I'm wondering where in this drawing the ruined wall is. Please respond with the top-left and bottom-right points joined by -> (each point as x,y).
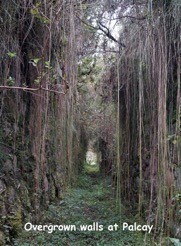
0,1 -> 84,243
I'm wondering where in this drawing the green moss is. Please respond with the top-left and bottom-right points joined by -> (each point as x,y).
19,182 -> 31,212
8,205 -> 22,235
49,179 -> 56,201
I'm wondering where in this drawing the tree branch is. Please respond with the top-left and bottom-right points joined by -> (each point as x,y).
0,86 -> 65,95
98,22 -> 119,43
77,15 -> 99,31
77,16 -> 126,47
98,22 -> 126,47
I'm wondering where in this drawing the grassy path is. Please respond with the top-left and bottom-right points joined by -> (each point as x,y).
14,173 -> 147,246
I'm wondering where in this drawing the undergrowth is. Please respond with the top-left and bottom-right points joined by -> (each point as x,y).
14,173 -> 152,246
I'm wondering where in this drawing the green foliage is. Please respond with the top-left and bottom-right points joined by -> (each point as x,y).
30,6 -> 50,24
29,58 -> 41,67
7,52 -> 17,58
61,37 -> 68,46
172,193 -> 181,202
14,174 -> 147,245
84,163 -> 100,174
167,134 -> 181,145
34,78 -> 40,85
169,238 -> 181,246
8,207 -> 23,235
7,76 -> 15,86
45,61 -> 52,69
78,56 -> 102,86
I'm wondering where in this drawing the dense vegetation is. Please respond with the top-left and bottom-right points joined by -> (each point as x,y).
0,0 -> 180,245
14,171 -> 148,246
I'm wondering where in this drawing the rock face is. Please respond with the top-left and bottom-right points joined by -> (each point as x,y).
0,94 -> 84,242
